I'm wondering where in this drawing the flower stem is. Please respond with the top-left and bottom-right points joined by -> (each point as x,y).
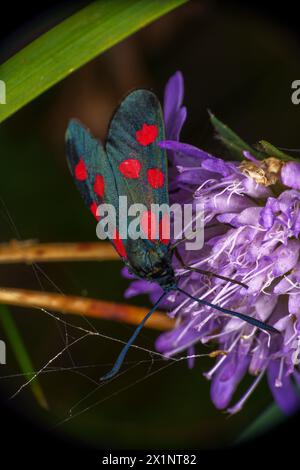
0,240 -> 118,263
0,287 -> 173,331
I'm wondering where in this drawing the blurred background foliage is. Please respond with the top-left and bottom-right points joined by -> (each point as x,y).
0,0 -> 300,449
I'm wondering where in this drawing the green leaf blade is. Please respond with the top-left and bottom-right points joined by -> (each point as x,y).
257,140 -> 298,162
236,402 -> 285,444
0,306 -> 48,409
0,0 -> 187,123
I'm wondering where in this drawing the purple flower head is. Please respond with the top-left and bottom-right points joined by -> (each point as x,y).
123,72 -> 300,415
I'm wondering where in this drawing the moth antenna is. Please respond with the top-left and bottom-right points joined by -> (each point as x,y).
100,291 -> 167,381
176,286 -> 279,334
173,246 -> 248,289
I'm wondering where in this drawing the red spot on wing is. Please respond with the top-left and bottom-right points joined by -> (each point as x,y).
136,124 -> 158,146
147,168 -> 164,189
113,228 -> 127,258
90,201 -> 100,221
94,174 -> 105,198
119,159 -> 141,179
75,159 -> 87,180
159,212 -> 170,245
141,210 -> 158,241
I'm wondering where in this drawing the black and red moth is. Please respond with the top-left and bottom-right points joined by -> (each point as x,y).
66,89 -> 278,380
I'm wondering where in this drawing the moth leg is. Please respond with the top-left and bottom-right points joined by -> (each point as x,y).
173,246 -> 248,289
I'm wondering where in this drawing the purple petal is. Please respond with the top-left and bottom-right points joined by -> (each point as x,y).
230,206 -> 262,227
201,158 -> 237,177
267,360 -> 300,415
242,176 -> 273,198
171,107 -> 187,141
160,141 -> 238,177
249,340 -> 269,374
176,168 -> 207,184
158,140 -> 213,160
121,266 -> 136,280
288,293 -> 300,315
124,280 -> 156,298
243,150 -> 259,163
163,71 -> 186,140
216,213 -> 237,224
274,277 -> 294,295
259,197 -> 279,229
155,323 -> 200,355
272,240 -> 300,277
281,162 -> 300,190
204,192 -> 255,215
164,71 -> 184,122
254,294 -> 277,321
210,349 -> 250,409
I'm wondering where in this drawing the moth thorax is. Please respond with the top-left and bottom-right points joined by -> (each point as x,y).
239,157 -> 283,186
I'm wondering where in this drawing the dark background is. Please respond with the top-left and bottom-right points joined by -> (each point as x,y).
0,0 -> 299,464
